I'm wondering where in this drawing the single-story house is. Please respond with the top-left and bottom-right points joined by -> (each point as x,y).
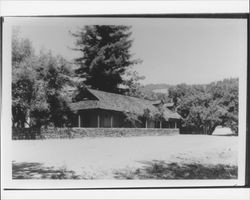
69,88 -> 181,128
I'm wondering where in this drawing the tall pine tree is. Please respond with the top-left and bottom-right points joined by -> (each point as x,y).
72,25 -> 140,93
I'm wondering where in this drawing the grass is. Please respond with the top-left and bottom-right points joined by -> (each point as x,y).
114,160 -> 238,179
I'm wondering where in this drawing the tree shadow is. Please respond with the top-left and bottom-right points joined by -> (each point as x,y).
114,160 -> 238,180
12,161 -> 80,179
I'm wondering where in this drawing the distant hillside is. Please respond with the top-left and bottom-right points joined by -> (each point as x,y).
139,83 -> 172,94
138,83 -> 173,101
152,88 -> 169,94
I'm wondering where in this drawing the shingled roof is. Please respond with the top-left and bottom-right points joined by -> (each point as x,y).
70,89 -> 181,120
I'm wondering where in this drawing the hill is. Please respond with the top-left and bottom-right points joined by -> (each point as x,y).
138,83 -> 172,101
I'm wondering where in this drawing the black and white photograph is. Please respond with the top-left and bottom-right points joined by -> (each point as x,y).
1,14 -> 248,190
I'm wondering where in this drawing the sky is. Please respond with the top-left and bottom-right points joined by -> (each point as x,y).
9,17 -> 247,85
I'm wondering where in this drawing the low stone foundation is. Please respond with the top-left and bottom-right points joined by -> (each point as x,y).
12,127 -> 179,139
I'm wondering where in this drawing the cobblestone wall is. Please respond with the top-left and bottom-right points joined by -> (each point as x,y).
12,127 -> 179,139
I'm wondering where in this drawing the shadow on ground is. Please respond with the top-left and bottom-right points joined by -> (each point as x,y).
114,160 -> 238,179
12,161 -> 80,179
12,160 -> 238,180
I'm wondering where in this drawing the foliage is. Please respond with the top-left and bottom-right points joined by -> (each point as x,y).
141,109 -> 155,127
12,29 -> 37,127
142,108 -> 153,120
123,112 -> 142,128
123,108 -> 160,128
33,52 -> 73,127
12,30 -> 73,128
123,71 -> 145,97
153,104 -> 165,123
72,25 -> 141,94
168,79 -> 238,135
207,79 -> 238,134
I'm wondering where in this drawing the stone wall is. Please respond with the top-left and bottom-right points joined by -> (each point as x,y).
12,127 -> 179,139
12,128 -> 42,140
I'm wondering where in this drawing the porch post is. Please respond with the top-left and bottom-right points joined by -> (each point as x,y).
97,114 -> 100,128
160,120 -> 162,129
110,115 -> 113,128
175,121 -> 177,129
78,114 -> 81,127
145,119 -> 148,128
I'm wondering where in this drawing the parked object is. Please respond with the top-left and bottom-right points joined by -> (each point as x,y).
212,126 -> 234,136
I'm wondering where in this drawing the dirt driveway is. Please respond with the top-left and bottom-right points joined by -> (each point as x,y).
12,135 -> 238,179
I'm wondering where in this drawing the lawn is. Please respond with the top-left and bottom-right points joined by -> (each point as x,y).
12,135 -> 238,179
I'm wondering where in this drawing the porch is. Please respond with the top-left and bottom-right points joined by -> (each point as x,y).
72,109 -> 179,129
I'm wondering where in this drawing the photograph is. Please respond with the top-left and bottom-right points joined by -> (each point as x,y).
2,15 -> 248,188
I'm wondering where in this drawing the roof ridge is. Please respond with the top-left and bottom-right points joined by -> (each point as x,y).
88,88 -> 155,103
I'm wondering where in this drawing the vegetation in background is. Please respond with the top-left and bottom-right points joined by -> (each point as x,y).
12,29 -> 73,128
123,111 -> 142,128
12,29 -> 36,128
168,79 -> 238,135
12,26 -> 239,134
138,83 -> 172,101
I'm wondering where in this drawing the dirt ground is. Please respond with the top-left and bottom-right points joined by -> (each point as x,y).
12,135 -> 238,179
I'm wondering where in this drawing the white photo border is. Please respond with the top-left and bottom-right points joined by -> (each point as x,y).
2,14 -> 248,189
1,1 -> 249,200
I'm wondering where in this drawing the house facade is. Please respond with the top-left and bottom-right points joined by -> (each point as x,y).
69,89 -> 181,128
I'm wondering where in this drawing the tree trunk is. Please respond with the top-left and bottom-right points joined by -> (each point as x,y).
207,125 -> 217,135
